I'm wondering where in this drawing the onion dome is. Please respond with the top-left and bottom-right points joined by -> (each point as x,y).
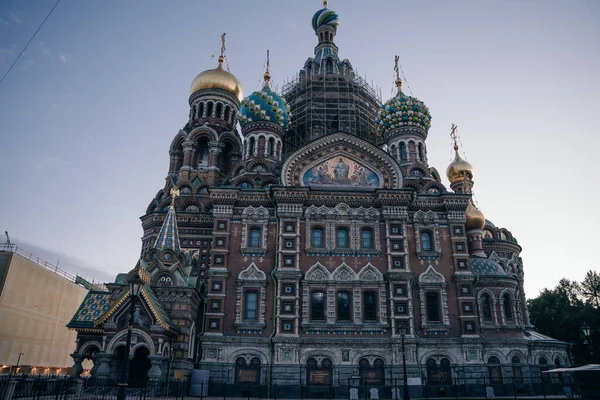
239,70 -> 291,129
312,1 -> 339,33
465,201 -> 485,231
190,55 -> 243,101
376,79 -> 431,137
446,147 -> 474,184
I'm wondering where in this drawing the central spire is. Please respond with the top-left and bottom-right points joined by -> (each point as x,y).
394,55 -> 403,93
263,50 -> 271,87
217,33 -> 227,70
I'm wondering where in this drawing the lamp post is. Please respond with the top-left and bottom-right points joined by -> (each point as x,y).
117,271 -> 145,400
398,324 -> 410,400
581,323 -> 594,361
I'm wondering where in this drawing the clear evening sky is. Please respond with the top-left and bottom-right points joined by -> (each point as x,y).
0,1 -> 598,297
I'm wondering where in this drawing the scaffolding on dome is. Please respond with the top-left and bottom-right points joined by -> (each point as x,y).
281,68 -> 382,155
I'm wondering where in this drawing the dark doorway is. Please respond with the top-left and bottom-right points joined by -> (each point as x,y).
129,347 -> 151,388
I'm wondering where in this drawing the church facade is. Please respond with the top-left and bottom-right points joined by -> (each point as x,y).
68,2 -> 569,391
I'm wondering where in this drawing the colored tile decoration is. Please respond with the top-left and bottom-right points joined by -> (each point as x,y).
239,85 -> 291,129
470,258 -> 506,276
376,92 -> 432,136
312,7 -> 339,32
154,206 -> 180,253
191,177 -> 201,187
236,328 -> 264,335
67,291 -> 112,330
304,328 -> 385,335
423,328 -> 449,336
303,156 -> 381,189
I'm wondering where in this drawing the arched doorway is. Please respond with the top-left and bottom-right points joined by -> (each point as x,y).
359,358 -> 385,386
235,357 -> 261,385
129,346 -> 151,388
82,346 -> 99,377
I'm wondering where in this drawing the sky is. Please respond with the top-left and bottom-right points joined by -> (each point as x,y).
0,0 -> 598,298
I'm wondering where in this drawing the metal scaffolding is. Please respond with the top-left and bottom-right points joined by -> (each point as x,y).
282,68 -> 382,155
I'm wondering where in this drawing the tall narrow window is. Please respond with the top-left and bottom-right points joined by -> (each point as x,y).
311,291 -> 325,321
216,102 -> 223,118
512,356 -> 523,383
326,59 -> 333,74
206,101 -> 214,117
488,356 -> 502,384
503,294 -> 513,321
337,228 -> 349,248
481,294 -> 492,322
426,292 -> 440,322
268,138 -> 274,156
363,291 -> 377,322
361,229 -> 373,249
400,143 -> 407,161
312,228 -> 324,248
198,102 -> 204,118
249,137 -> 255,156
337,291 -> 351,321
418,142 -> 424,161
249,228 -> 261,247
244,291 -> 258,320
421,231 -> 432,251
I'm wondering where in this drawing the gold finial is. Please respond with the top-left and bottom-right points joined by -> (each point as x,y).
218,33 -> 226,70
169,186 -> 180,208
450,123 -> 459,151
263,49 -> 271,87
323,0 -> 328,8
394,55 -> 402,92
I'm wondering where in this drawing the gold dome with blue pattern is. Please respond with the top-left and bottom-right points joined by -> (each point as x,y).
239,70 -> 291,129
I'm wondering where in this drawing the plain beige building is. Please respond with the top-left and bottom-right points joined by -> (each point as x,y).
0,248 -> 88,374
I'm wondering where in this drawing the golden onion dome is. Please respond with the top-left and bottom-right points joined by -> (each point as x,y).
446,147 -> 474,184
190,56 -> 243,101
465,201 -> 486,231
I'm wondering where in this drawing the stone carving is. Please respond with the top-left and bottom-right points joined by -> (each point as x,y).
305,263 -> 331,282
419,265 -> 445,284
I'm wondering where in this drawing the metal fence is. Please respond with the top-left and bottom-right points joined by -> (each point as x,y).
0,375 -> 188,400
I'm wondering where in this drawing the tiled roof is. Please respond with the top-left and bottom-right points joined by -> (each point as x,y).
524,330 -> 567,344
154,206 -> 180,252
67,291 -> 111,331
470,257 -> 506,276
140,286 -> 178,332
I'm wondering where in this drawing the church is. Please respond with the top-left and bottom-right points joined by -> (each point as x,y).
67,1 -> 569,394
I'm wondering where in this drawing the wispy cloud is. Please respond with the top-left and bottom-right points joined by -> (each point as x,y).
87,134 -> 95,142
39,41 -> 51,55
0,17 -> 10,27
50,103 -> 60,110
9,11 -> 23,26
58,53 -> 72,63
0,48 -> 14,64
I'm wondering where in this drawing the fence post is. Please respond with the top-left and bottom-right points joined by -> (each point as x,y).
4,379 -> 18,400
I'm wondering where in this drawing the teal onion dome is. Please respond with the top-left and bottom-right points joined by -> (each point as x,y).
239,83 -> 291,129
312,7 -> 339,33
376,89 -> 432,136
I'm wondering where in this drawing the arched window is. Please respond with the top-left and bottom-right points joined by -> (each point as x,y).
363,291 -> 377,322
249,137 -> 255,156
426,292 -> 440,322
216,102 -> 223,118
337,228 -> 349,248
359,358 -> 385,386
418,142 -> 425,161
361,229 -> 373,249
421,231 -> 432,251
249,228 -> 261,247
268,138 -> 274,156
320,32 -> 324,42
224,105 -> 231,121
512,356 -> 523,383
337,291 -> 351,321
488,356 -> 502,384
307,358 -> 332,385
311,291 -> 325,321
400,142 -> 407,161
244,291 -> 258,320
326,59 -> 333,74
312,228 -> 324,248
198,102 -> 204,118
235,357 -> 261,384
503,294 -> 513,321
206,101 -> 213,117
426,358 -> 452,385
481,294 -> 493,322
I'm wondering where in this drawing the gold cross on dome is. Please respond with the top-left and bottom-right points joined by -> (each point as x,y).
450,123 -> 459,151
